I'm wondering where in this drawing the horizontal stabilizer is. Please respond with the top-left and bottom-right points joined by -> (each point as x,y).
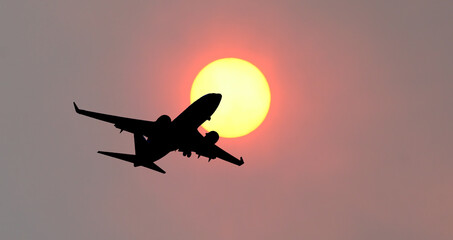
98,151 -> 166,174
98,151 -> 135,163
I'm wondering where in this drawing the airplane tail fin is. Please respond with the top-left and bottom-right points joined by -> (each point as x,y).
98,151 -> 166,174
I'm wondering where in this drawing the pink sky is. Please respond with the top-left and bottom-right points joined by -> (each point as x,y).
1,1 -> 452,239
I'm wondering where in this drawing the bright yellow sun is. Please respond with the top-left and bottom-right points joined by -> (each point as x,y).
191,58 -> 271,138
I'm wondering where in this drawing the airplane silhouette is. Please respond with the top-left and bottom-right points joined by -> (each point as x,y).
74,93 -> 244,174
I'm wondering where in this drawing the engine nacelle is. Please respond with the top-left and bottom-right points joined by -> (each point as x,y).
205,131 -> 219,145
156,115 -> 171,127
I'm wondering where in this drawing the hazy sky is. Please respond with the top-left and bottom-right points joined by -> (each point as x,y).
1,1 -> 452,239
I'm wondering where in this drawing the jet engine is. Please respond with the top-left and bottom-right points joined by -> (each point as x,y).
205,131 -> 219,144
156,115 -> 171,127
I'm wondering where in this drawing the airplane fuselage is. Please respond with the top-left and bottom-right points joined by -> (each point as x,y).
132,94 -> 222,161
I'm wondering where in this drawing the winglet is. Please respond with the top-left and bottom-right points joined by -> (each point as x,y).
238,157 -> 244,166
73,102 -> 80,113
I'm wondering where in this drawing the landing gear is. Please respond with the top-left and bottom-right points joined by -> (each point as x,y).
182,151 -> 192,158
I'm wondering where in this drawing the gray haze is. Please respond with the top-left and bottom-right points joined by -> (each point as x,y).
1,1 -> 452,239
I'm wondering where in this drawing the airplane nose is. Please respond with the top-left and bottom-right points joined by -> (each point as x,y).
215,93 -> 222,103
208,93 -> 222,114
202,93 -> 222,110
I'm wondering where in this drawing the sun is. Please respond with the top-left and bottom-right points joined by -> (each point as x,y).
190,58 -> 271,138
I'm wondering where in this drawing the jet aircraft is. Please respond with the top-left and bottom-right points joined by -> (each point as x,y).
74,93 -> 244,174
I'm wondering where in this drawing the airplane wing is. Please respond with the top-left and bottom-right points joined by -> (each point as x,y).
210,145 -> 244,166
194,143 -> 244,166
73,102 -> 155,134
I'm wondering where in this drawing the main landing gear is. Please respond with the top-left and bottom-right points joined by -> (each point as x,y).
182,150 -> 191,158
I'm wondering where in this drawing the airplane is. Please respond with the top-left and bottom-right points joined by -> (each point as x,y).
74,93 -> 244,174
